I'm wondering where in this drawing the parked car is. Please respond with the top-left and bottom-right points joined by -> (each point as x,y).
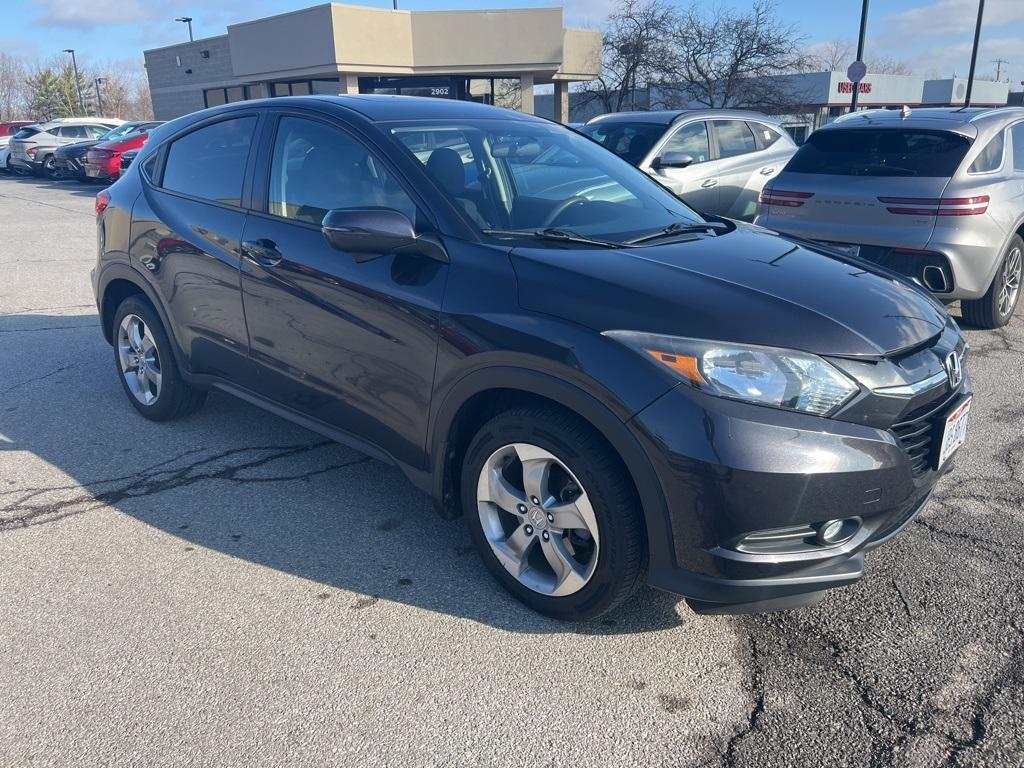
755,107 -> 1024,329
84,126 -> 160,181
118,149 -> 138,177
54,121 -> 161,180
0,121 -> 34,173
8,117 -> 125,178
579,110 -> 797,220
93,96 -> 971,620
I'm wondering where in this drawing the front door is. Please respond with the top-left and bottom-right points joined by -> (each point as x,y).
645,120 -> 721,214
239,113 -> 448,468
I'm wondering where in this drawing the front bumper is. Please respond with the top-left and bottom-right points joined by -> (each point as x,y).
630,381 -> 967,614
54,155 -> 86,177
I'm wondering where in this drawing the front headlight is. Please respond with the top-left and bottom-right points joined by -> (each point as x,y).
604,331 -> 859,416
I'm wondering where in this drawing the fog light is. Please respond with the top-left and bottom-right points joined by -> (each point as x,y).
816,518 -> 858,546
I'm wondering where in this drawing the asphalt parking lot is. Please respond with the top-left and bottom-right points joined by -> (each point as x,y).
0,173 -> 1022,768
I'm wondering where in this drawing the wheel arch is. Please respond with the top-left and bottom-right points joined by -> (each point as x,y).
429,366 -> 675,574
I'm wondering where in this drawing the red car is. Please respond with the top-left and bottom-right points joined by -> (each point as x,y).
84,131 -> 153,180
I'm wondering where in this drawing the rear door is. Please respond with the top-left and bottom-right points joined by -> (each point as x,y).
710,119 -> 766,220
757,128 -> 971,250
238,110 -> 447,468
131,112 -> 260,379
646,120 -> 720,213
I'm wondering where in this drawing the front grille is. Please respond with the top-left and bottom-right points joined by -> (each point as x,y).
891,387 -> 961,476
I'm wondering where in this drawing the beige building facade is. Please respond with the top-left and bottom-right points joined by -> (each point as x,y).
144,3 -> 602,122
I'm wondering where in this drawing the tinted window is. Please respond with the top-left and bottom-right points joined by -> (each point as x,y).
751,123 -> 783,148
269,117 -> 416,226
786,129 -> 970,177
578,122 -> 666,164
714,120 -> 757,158
13,127 -> 40,139
969,132 -> 1004,173
661,122 -> 711,164
58,126 -> 88,138
162,116 -> 256,206
1012,123 -> 1024,171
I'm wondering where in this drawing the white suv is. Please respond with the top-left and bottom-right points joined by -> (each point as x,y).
8,117 -> 125,178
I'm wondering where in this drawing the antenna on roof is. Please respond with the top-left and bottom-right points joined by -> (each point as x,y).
901,105 -> 912,119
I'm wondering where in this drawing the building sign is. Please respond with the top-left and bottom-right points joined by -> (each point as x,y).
838,81 -> 872,94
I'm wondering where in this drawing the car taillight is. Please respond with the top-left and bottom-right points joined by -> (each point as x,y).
878,195 -> 989,216
758,188 -> 814,207
95,190 -> 110,218
26,147 -> 37,158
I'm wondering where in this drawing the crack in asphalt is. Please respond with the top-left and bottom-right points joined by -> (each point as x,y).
0,363 -> 79,396
0,441 -> 372,531
719,634 -> 765,768
0,324 -> 96,334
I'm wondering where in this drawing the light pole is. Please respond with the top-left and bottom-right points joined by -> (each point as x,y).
175,16 -> 194,42
63,48 -> 85,115
850,0 -> 870,112
94,77 -> 105,116
964,0 -> 986,107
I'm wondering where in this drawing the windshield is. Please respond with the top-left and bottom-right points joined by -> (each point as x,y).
786,129 -> 971,178
101,123 -> 147,141
577,121 -> 666,164
387,118 -> 703,245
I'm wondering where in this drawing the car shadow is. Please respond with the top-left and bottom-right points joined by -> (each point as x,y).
0,311 -> 687,636
0,171 -> 106,198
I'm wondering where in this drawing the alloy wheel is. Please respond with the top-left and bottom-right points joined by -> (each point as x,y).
476,442 -> 600,597
998,246 -> 1022,318
117,314 -> 163,405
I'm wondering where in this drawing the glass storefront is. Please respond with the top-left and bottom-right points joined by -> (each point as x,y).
357,76 -> 521,107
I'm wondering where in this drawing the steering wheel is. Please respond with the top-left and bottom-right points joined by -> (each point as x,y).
542,196 -> 587,228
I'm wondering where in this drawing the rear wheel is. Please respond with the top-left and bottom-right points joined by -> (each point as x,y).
461,406 -> 646,621
962,235 -> 1022,329
112,296 -> 206,421
40,154 -> 60,179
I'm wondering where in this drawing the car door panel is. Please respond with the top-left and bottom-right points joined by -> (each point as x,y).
644,121 -> 721,214
240,113 -> 447,468
712,120 -> 763,220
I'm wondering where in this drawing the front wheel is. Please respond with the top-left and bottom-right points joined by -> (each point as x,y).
461,406 -> 646,621
961,234 -> 1022,329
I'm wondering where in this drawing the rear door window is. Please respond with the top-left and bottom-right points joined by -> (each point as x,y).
786,129 -> 971,177
161,116 -> 257,207
713,120 -> 757,158
1012,123 -> 1024,171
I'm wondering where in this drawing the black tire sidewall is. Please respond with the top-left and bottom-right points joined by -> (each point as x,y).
461,409 -> 644,621
111,297 -> 188,421
964,234 -> 1023,329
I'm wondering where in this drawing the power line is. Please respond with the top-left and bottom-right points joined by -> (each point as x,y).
993,58 -> 1009,81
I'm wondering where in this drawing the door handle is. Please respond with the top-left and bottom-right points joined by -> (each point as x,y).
760,167 -> 775,175
700,178 -> 718,189
242,238 -> 283,267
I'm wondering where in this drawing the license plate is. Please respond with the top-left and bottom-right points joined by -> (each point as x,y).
827,242 -> 860,257
937,396 -> 972,469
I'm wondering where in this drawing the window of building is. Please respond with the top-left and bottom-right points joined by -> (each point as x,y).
269,79 -> 339,98
969,131 -> 1005,173
661,122 -> 710,164
161,116 -> 257,207
268,117 -> 417,226
713,120 -> 757,158
203,87 -> 249,108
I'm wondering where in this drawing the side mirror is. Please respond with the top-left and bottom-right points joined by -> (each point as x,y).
321,208 -> 447,263
653,152 -> 695,170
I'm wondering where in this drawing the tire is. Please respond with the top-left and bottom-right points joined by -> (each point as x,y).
111,296 -> 206,421
961,234 -> 1023,329
40,154 -> 59,179
461,406 -> 646,621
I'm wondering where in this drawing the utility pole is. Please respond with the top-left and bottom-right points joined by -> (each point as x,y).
964,0 -> 985,107
94,77 -> 105,116
175,16 -> 194,42
63,49 -> 85,115
850,0 -> 870,111
993,58 -> 1009,81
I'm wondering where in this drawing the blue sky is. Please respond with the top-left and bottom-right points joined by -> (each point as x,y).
6,0 -> 1024,88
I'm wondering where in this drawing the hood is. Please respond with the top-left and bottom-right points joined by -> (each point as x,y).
511,224 -> 949,358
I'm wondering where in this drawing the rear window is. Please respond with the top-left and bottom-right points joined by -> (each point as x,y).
786,129 -> 971,177
13,127 -> 40,139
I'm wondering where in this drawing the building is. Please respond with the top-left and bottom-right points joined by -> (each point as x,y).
144,3 -> 601,123
538,71 -> 1011,139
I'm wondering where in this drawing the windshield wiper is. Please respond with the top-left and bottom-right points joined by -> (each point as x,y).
482,227 -> 625,249
624,221 -> 729,245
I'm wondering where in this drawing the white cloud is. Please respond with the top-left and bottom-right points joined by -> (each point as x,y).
29,0 -> 150,27
879,0 -> 1024,43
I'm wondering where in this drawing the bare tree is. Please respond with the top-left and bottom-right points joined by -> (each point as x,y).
0,52 -> 28,120
807,39 -> 854,72
662,0 -> 813,111
575,0 -> 679,114
866,55 -> 913,76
